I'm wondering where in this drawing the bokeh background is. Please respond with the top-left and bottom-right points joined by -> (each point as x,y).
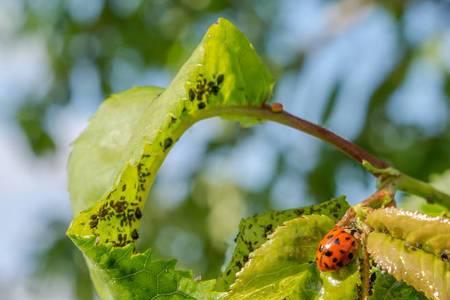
1,0 -> 449,299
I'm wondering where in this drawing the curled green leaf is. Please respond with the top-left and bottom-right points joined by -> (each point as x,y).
366,208 -> 450,258
367,232 -> 449,300
67,18 -> 273,300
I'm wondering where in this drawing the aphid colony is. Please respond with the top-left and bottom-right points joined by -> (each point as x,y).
87,151 -> 153,247
85,73 -> 225,248
188,73 -> 224,110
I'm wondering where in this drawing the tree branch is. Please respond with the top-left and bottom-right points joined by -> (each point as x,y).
200,104 -> 450,208
206,105 -> 389,168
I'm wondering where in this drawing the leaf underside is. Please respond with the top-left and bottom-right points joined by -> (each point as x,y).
366,207 -> 450,258
367,232 -> 449,300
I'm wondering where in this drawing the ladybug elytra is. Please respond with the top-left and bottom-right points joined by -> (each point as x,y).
316,226 -> 358,272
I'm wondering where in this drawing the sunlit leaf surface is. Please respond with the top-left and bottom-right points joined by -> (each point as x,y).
67,18 -> 273,299
217,196 -> 349,291
225,215 -> 360,300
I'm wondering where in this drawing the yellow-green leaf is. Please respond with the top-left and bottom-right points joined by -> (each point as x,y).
367,232 -> 449,300
67,18 -> 273,300
225,215 -> 360,300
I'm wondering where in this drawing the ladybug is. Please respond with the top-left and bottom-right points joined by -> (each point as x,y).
316,226 -> 358,272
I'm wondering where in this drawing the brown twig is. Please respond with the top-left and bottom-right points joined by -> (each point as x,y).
199,105 -> 450,208
205,105 -> 390,169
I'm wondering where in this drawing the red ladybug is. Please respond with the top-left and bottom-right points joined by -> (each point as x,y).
316,226 -> 358,272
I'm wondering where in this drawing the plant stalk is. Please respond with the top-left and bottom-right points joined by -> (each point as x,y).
201,105 -> 450,208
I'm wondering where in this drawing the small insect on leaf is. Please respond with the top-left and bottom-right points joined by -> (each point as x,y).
316,226 -> 358,272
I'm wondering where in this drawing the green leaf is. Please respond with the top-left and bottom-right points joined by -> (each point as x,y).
225,215 -> 360,300
367,232 -> 450,300
67,18 -> 273,299
68,18 -> 273,214
366,208 -> 450,258
369,269 -> 426,300
70,236 -> 221,300
216,196 -> 350,291
319,265 -> 361,300
68,86 -> 164,213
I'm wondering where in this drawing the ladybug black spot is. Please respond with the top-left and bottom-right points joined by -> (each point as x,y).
333,238 -> 340,245
345,237 -> 351,240
337,261 -> 344,268
332,257 -> 338,263
325,251 -> 333,257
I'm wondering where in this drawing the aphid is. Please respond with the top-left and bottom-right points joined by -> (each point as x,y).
163,138 -> 173,150
189,89 -> 196,101
131,229 -> 139,240
316,226 -> 359,272
441,251 -> 449,262
216,74 -> 224,85
135,207 -> 142,219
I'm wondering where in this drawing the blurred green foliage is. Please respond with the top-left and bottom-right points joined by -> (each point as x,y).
19,0 -> 450,299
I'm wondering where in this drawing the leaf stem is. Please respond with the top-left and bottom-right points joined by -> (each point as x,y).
205,105 -> 389,167
201,105 -> 450,208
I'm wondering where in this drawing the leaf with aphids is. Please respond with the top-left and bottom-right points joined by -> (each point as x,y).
216,196 -> 349,291
225,215 -> 360,300
67,18 -> 273,300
